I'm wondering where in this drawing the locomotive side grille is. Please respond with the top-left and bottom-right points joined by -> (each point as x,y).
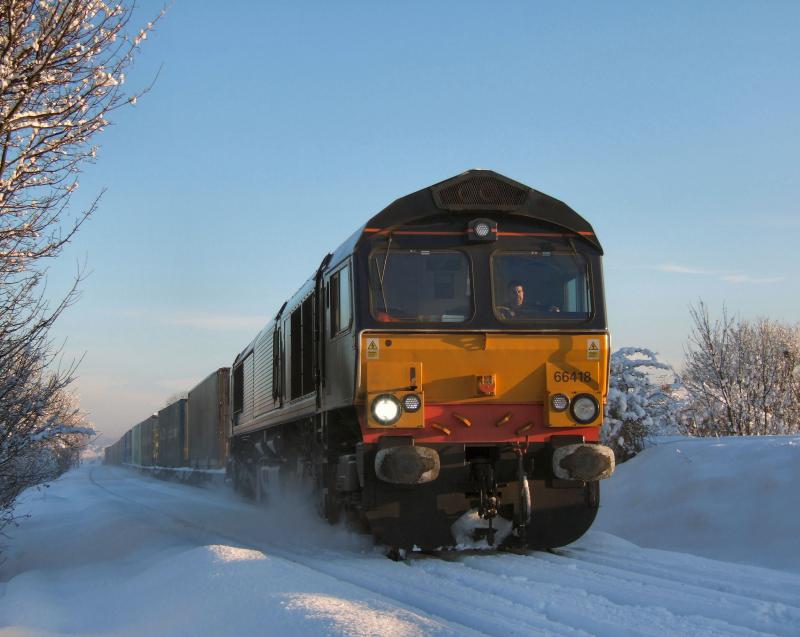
434,175 -> 528,211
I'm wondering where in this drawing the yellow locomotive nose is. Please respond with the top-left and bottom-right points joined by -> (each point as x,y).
359,332 -> 607,444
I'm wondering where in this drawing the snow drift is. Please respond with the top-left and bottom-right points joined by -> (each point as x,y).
594,435 -> 800,573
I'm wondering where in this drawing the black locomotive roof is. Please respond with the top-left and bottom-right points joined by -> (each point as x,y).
364,169 -> 602,252
327,169 -> 602,269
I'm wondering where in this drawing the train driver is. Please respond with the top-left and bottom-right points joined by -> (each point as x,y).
500,280 -> 560,318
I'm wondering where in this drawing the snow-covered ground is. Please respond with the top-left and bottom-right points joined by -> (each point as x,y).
595,435 -> 800,573
1,436 -> 799,636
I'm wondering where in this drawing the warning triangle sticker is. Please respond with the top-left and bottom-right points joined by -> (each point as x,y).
366,338 -> 379,359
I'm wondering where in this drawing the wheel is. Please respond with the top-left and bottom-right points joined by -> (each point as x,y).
232,458 -> 256,499
316,461 -> 342,524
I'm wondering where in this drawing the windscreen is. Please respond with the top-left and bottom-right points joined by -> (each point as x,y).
369,250 -> 472,323
492,251 -> 592,321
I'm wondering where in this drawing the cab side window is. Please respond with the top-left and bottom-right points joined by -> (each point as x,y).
330,264 -> 352,337
233,362 -> 244,416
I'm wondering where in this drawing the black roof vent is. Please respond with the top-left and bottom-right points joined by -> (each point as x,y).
432,171 -> 529,211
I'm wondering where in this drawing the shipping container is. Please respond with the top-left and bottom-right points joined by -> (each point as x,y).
187,368 -> 230,469
121,430 -> 130,465
132,422 -> 142,466
157,399 -> 187,467
106,431 -> 133,466
140,415 -> 158,466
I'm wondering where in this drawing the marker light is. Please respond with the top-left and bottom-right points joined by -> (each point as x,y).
467,218 -> 497,242
551,393 -> 569,412
474,221 -> 491,238
402,394 -> 422,412
371,394 -> 402,425
570,394 -> 600,424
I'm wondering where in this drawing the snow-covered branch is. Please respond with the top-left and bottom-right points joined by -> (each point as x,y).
1,0 -> 161,538
0,0 -> 163,278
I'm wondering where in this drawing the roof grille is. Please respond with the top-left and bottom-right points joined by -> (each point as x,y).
433,174 -> 528,211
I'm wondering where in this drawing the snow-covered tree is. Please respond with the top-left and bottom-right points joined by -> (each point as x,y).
683,303 -> 800,436
1,0 -> 160,535
603,347 -> 681,461
1,385 -> 93,532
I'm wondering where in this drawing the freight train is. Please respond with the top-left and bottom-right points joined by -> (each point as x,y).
105,169 -> 615,551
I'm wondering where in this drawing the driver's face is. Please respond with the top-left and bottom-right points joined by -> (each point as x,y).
512,285 -> 524,307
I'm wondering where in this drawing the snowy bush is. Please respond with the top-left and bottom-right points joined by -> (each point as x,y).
682,303 -> 800,436
603,348 -> 682,461
1,380 -> 94,533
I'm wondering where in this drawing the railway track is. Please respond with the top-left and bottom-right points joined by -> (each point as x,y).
89,465 -> 800,637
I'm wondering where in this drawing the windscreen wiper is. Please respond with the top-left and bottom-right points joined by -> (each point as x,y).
377,232 -> 393,313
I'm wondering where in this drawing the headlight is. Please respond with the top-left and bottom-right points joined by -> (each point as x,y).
550,393 -> 569,412
371,394 -> 402,425
570,394 -> 600,424
402,394 -> 421,413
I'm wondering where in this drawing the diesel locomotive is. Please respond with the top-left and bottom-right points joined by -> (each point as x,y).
228,169 -> 614,550
106,169 -> 615,551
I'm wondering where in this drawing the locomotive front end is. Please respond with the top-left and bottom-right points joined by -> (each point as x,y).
225,169 -> 615,554
351,171 -> 615,550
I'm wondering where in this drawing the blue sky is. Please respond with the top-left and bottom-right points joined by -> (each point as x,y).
47,1 -> 799,439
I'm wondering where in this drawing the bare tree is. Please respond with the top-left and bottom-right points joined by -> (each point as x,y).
683,302 -> 800,436
1,0 -> 160,534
